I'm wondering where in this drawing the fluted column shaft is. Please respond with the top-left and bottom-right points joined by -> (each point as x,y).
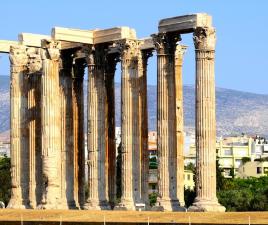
105,53 -> 119,208
189,27 -> 225,212
85,46 -> 110,210
152,33 -> 183,211
59,51 -> 76,209
175,45 -> 186,207
116,40 -> 141,210
27,48 -> 42,208
8,45 -> 30,209
39,41 -> 61,209
73,57 -> 85,208
140,50 -> 152,207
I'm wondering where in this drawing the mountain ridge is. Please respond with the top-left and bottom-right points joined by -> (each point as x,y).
1,75 -> 268,137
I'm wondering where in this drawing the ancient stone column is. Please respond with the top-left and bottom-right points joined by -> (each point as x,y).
59,50 -> 76,209
140,49 -> 153,208
8,45 -> 30,209
39,41 -> 61,209
115,40 -> 141,210
105,53 -> 119,208
72,54 -> 86,208
188,27 -> 225,212
27,47 -> 43,208
84,46 -> 110,210
152,33 -> 184,211
174,45 -> 187,207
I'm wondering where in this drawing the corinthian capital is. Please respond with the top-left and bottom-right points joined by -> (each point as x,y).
115,39 -> 141,67
193,27 -> 216,51
9,45 -> 28,67
27,47 -> 42,73
41,40 -> 60,61
152,33 -> 181,55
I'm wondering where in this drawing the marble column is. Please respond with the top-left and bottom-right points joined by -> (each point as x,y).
27,47 -> 43,208
140,49 -> 152,208
152,33 -> 184,211
38,41 -> 61,209
115,40 -> 141,210
174,45 -> 186,207
72,55 -> 86,208
84,45 -> 110,210
8,45 -> 30,209
59,50 -> 76,209
105,53 -> 119,208
188,27 -> 225,212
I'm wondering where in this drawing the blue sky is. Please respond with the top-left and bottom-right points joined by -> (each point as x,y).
0,1 -> 268,94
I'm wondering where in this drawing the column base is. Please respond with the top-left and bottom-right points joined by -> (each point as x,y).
84,199 -> 111,210
188,200 -> 226,212
7,198 -> 31,209
36,199 -> 61,210
151,198 -> 186,212
60,200 -> 79,210
36,203 -> 59,210
114,199 -> 136,211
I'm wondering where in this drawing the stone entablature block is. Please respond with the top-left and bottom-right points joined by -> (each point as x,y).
159,13 -> 212,33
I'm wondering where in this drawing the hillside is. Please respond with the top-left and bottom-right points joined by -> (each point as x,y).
1,75 -> 268,136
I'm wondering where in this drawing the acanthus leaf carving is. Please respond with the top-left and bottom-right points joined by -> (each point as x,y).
9,45 -> 28,68
26,47 -> 42,74
115,39 -> 142,69
152,33 -> 181,55
193,27 -> 216,50
41,40 -> 61,61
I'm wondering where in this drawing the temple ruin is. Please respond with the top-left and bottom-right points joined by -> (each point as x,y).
0,13 -> 225,212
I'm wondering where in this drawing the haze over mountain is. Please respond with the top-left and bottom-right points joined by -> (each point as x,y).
1,75 -> 268,137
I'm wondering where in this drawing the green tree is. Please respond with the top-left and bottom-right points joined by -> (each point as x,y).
149,192 -> 158,206
241,157 -> 251,165
216,158 -> 225,191
217,177 -> 268,211
184,188 -> 196,207
0,156 -> 11,206
184,162 -> 195,172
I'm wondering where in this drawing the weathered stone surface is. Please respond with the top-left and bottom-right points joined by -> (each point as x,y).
159,13 -> 212,33
140,38 -> 154,50
115,39 -> 141,211
19,33 -> 51,47
26,47 -> 42,208
84,45 -> 110,210
52,27 -> 93,44
0,40 -> 19,53
151,33 -> 184,211
140,49 -> 153,209
38,41 -> 61,209
188,27 -> 225,212
59,50 -> 76,209
105,53 -> 119,208
93,27 -> 136,44
8,45 -> 30,209
72,56 -> 86,209
175,45 -> 187,208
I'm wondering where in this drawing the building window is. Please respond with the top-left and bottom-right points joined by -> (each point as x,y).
152,184 -> 156,190
235,159 -> 242,167
187,174 -> 190,180
224,149 -> 233,156
257,167 -> 262,174
224,169 -> 231,177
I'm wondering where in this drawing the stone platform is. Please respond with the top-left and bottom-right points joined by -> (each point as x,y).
0,210 -> 268,224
